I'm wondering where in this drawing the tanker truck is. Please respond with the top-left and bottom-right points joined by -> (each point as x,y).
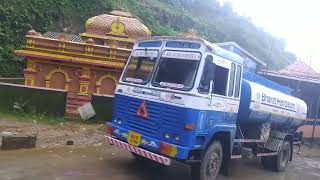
106,36 -> 307,180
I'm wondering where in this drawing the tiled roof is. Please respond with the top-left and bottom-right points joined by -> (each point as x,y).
279,60 -> 320,79
42,32 -> 83,43
259,60 -> 320,84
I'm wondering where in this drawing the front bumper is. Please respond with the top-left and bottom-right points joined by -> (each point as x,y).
106,136 -> 171,165
107,123 -> 191,159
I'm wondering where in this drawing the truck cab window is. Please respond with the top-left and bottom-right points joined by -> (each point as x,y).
234,65 -> 242,98
228,63 -> 236,97
122,50 -> 158,84
199,55 -> 229,96
213,66 -> 229,96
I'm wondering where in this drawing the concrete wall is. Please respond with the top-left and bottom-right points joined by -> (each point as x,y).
298,120 -> 320,139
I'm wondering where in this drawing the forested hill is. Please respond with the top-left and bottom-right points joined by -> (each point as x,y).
0,0 -> 295,77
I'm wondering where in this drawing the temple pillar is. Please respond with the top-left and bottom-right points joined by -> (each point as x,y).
78,67 -> 91,96
24,60 -> 37,86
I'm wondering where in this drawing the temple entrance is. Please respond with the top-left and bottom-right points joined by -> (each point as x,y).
100,78 -> 116,95
49,72 -> 66,90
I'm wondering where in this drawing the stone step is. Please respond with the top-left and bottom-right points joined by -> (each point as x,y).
67,93 -> 91,101
65,93 -> 92,119
66,104 -> 79,110
65,109 -> 81,119
66,99 -> 89,106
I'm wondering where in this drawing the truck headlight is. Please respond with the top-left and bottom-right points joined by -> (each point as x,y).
174,135 -> 181,141
114,118 -> 123,124
164,133 -> 171,139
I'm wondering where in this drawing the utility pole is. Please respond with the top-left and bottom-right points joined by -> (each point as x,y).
265,38 -> 273,74
311,95 -> 320,147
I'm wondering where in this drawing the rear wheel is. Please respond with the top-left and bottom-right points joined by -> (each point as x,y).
192,141 -> 223,180
261,141 -> 291,172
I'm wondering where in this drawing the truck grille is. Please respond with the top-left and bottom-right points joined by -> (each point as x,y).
114,95 -> 184,139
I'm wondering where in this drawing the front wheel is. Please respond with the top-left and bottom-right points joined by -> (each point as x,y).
192,141 -> 223,180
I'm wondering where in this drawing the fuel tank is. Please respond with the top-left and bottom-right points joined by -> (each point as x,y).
237,80 -> 307,129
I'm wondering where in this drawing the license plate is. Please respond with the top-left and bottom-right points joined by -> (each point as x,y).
128,131 -> 141,147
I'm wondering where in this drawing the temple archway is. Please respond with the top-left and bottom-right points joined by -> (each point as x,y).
96,75 -> 117,95
49,72 -> 66,90
45,68 -> 71,90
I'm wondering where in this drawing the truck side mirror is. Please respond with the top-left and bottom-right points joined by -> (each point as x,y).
199,56 -> 216,94
209,80 -> 215,105
205,62 -> 216,83
209,80 -> 215,95
201,62 -> 216,85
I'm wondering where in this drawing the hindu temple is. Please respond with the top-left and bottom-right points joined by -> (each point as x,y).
15,10 -> 151,118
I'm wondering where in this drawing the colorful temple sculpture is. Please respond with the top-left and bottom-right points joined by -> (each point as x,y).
15,10 -> 151,118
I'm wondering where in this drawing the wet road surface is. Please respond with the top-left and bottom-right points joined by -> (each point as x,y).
0,145 -> 319,180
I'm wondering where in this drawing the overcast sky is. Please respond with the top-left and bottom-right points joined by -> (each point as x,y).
219,0 -> 320,72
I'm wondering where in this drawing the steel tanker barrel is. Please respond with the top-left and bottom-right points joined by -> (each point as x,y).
237,80 -> 307,129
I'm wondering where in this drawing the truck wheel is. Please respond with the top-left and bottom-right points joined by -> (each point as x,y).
197,141 -> 223,180
276,141 -> 291,172
261,141 -> 291,172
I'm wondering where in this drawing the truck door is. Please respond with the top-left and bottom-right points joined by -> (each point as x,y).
198,55 -> 230,126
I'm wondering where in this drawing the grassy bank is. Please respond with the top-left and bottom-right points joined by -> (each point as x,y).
0,111 -> 66,125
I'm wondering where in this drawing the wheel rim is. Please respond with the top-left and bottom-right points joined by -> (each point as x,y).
206,152 -> 220,177
280,146 -> 289,167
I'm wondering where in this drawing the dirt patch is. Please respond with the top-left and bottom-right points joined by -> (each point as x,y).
0,118 -> 106,148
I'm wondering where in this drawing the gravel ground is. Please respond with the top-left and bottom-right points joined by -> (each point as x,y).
0,118 -> 106,148
0,118 -> 319,180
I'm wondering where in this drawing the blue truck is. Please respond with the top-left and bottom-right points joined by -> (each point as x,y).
106,36 -> 307,180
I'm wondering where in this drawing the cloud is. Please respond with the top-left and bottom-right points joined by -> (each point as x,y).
219,0 -> 320,72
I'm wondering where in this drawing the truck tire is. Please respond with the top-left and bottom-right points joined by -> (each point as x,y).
192,141 -> 223,180
261,141 -> 291,172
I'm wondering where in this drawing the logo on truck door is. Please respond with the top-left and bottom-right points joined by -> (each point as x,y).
137,100 -> 149,119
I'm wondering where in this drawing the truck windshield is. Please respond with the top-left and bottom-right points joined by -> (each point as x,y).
122,50 -> 158,84
152,52 -> 200,91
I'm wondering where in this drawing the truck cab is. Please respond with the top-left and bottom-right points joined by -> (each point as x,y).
106,36 -> 307,180
107,36 -> 242,173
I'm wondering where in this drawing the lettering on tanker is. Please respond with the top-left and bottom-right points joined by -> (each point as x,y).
261,93 -> 295,111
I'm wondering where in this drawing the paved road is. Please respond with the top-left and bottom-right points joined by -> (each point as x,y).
0,145 -> 319,180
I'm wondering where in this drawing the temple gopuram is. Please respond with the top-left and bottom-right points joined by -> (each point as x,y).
15,10 -> 151,118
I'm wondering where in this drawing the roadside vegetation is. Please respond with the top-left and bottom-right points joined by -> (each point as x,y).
0,111 -> 66,125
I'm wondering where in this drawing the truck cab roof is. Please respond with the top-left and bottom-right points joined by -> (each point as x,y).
137,36 -> 245,65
